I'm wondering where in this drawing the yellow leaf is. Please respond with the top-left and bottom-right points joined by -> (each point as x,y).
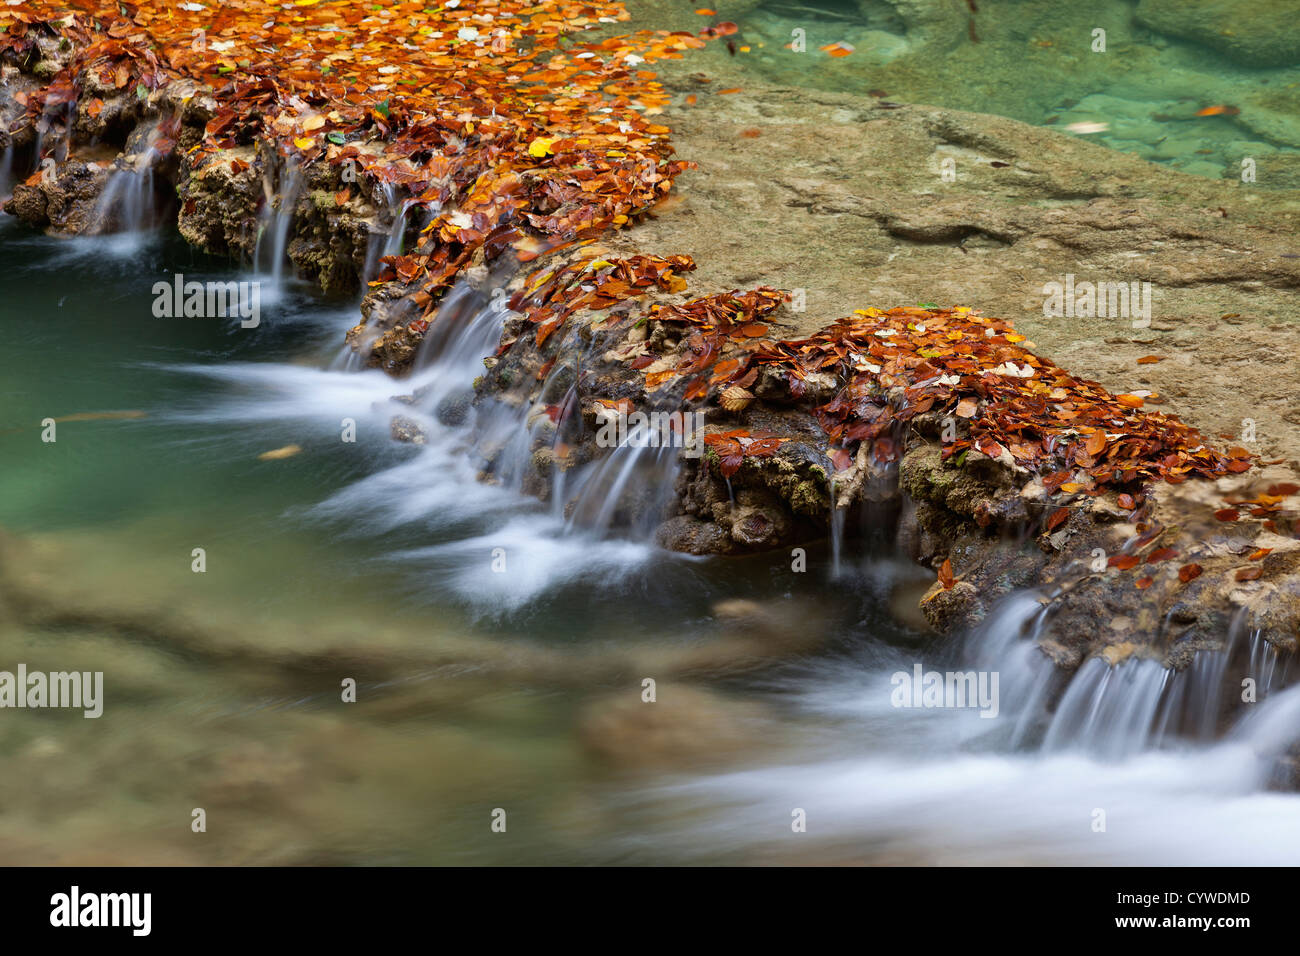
258,444 -> 303,461
528,137 -> 555,158
294,136 -> 316,149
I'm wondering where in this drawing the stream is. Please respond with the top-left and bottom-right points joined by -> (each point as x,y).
2,202 -> 1299,865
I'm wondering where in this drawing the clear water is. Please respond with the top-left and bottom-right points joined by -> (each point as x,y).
629,0 -> 1300,185
2,217 -> 1298,865
5,0 -> 1300,865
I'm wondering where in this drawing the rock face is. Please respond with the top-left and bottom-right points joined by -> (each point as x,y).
1136,0 -> 1300,67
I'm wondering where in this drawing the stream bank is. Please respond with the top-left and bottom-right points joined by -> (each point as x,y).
3,0 -> 1300,844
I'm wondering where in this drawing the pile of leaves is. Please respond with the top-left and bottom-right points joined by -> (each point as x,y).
2,0 -> 707,311
2,4 -> 1253,501
506,252 -> 695,347
617,295 -> 1250,494
777,305 -> 1251,492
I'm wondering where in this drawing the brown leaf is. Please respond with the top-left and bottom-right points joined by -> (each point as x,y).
720,386 -> 753,412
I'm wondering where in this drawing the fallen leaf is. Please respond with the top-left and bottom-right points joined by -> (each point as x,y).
258,444 -> 302,461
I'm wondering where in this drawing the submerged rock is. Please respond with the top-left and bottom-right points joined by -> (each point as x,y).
1136,0 -> 1300,67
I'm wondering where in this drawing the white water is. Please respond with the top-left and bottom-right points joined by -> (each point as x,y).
361,185 -> 431,285
163,270 -> 691,613
125,244 -> 1300,863
618,592 -> 1300,865
254,162 -> 304,297
91,121 -> 166,242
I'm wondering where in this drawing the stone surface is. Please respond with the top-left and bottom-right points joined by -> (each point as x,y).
1136,0 -> 1300,67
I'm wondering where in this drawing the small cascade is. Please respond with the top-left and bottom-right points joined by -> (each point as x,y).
1041,658 -> 1173,758
91,122 -> 165,236
828,478 -> 846,578
361,185 -> 434,286
254,163 -> 304,290
94,164 -> 157,234
1247,629 -> 1291,700
380,197 -> 415,259
967,590 -> 1059,746
560,423 -> 682,539
0,142 -> 15,200
1030,602 -> 1297,758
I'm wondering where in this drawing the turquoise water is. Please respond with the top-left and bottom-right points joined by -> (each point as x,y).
630,0 -> 1300,185
4,219 -> 1300,865
5,0 -> 1300,866
0,221 -> 940,864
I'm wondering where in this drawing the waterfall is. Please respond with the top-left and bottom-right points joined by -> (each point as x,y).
254,162 -> 304,291
90,122 -> 165,237
361,185 -> 434,286
94,165 -> 157,234
828,481 -> 846,579
1041,658 -> 1173,758
0,143 -> 14,200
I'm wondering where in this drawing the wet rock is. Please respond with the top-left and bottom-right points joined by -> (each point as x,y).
577,685 -> 775,769
5,159 -> 108,232
1136,0 -> 1300,67
390,416 -> 427,445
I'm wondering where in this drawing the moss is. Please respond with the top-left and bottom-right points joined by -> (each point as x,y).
789,478 -> 828,516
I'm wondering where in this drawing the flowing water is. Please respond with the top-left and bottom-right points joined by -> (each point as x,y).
2,211 -> 1298,865
5,0 -> 1300,864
